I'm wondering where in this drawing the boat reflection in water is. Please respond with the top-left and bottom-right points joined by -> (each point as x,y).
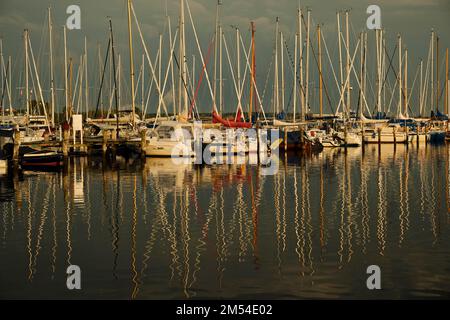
0,144 -> 450,299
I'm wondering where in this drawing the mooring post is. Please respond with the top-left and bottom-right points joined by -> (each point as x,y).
13,128 -> 21,161
102,129 -> 109,155
140,129 -> 147,156
300,126 -> 304,150
62,127 -> 69,157
284,128 -> 288,153
344,126 -> 348,150
377,127 -> 381,146
361,121 -> 365,151
393,126 -> 397,144
405,125 -> 409,148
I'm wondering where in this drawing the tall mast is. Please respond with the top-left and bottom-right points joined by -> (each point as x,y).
179,0 -> 188,115
63,26 -> 68,121
404,48 -> 408,116
84,36 -> 89,119
337,12 -> 344,110
236,27 -> 242,115
249,21 -> 256,121
305,10 -> 311,115
109,18 -> 119,138
382,31 -> 386,113
376,29 -> 382,114
317,24 -> 323,117
0,38 -> 3,115
431,30 -> 434,113
281,31 -> 285,113
69,58 -> 73,119
158,33 -> 162,110
298,8 -> 304,121
445,48 -> 449,116
345,11 -> 350,119
293,33 -> 298,122
398,34 -> 402,117
24,29 -> 30,116
364,32 -> 368,117
167,16 -> 176,116
436,36 -> 440,112
141,54 -> 144,116
419,59 -> 423,116
127,0 -> 136,127
213,0 -> 220,112
274,17 -> 279,118
48,8 -> 55,125
8,56 -> 12,113
359,32 -> 364,119
118,54 -> 121,111
219,25 -> 223,114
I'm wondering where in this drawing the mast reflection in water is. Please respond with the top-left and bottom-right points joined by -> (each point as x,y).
0,144 -> 450,299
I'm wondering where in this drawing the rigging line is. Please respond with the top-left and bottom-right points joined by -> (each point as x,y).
302,16 -> 334,114
406,62 -> 420,115
94,38 -> 111,118
384,47 -> 410,115
189,36 -> 215,118
1,59 -> 10,109
171,50 -> 195,118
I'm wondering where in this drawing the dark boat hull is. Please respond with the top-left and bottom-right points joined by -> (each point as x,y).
20,152 -> 64,169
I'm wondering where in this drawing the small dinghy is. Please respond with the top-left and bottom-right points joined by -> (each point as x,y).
20,147 -> 63,169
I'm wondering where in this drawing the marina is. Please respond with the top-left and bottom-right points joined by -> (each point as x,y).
0,0 -> 450,300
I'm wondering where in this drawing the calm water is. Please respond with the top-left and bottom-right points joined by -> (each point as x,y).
1,144 -> 450,299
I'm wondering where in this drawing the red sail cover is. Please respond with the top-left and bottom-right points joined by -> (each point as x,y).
212,110 -> 252,128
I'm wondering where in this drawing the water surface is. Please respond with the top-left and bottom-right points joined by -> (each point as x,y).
1,144 -> 449,299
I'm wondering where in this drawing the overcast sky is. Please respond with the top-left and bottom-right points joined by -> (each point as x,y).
0,0 -> 449,115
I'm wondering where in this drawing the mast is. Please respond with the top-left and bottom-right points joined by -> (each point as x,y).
109,18 -> 119,138
274,17 -> 279,118
141,54 -> 144,116
293,33 -> 298,122
69,58 -> 73,119
337,12 -> 344,112
305,10 -> 311,115
84,36 -> 89,119
299,8 -> 305,121
431,30 -> 434,114
404,48 -> 408,117
213,0 -> 220,112
398,35 -> 402,117
167,16 -> 176,116
24,29 -> 29,116
345,11 -> 350,119
8,56 -> 12,113
420,59 -> 423,117
376,29 -> 382,114
178,0 -> 188,115
118,54 -> 121,111
158,33 -> 162,111
0,38 -> 3,115
126,0 -> 136,127
249,21 -> 256,122
446,48 -> 449,116
281,31 -> 285,113
49,9 -> 57,123
359,32 -> 364,119
64,26 -> 68,121
317,24 -> 323,117
219,25 -> 223,114
236,27 -> 242,115
436,36 -> 440,112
